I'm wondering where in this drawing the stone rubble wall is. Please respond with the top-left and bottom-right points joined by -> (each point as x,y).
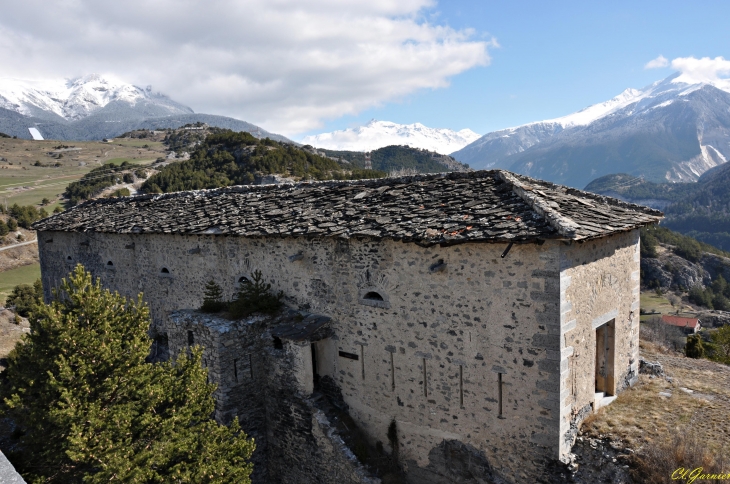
166,311 -> 270,482
36,230 -> 638,483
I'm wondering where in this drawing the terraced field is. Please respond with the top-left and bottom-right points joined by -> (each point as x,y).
0,137 -> 168,296
0,137 -> 165,209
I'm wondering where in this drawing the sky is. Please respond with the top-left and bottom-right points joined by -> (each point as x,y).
1,0 -> 729,139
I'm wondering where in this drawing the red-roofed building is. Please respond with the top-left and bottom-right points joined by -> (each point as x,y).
661,315 -> 701,334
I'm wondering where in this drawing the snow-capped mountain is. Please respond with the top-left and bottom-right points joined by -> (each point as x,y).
302,120 -> 480,155
0,74 -> 292,142
0,74 -> 191,121
452,73 -> 730,188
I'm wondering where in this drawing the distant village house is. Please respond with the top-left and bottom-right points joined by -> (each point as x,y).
661,314 -> 701,334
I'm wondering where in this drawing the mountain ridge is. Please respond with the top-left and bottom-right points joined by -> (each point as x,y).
452,74 -> 730,188
302,119 -> 480,155
0,74 -> 293,143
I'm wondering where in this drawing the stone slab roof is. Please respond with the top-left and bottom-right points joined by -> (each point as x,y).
33,170 -> 662,245
271,311 -> 332,341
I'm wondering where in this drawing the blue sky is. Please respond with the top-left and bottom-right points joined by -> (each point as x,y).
3,0 -> 728,137
297,0 -> 730,139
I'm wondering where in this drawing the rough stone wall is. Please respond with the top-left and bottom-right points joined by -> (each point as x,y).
558,229 -> 640,457
166,310 -> 378,484
165,311 -> 270,482
35,230 -> 635,483
261,338 -> 379,484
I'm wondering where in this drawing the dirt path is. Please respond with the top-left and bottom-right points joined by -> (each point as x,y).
0,239 -> 37,252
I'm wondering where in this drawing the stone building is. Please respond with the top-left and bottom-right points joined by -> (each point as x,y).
33,170 -> 662,483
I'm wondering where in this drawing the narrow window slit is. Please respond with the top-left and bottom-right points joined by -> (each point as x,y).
249,354 -> 253,378
423,358 -> 428,397
233,359 -> 238,382
360,345 -> 365,380
498,373 -> 504,417
390,352 -> 395,391
187,330 -> 194,346
459,365 -> 464,407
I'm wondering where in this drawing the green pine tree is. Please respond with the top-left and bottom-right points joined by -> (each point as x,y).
0,265 -> 254,483
228,270 -> 283,319
201,280 -> 226,313
4,278 -> 43,317
710,324 -> 730,364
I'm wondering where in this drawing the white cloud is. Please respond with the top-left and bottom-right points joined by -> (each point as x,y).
0,1 -> 492,135
644,55 -> 669,69
671,56 -> 730,84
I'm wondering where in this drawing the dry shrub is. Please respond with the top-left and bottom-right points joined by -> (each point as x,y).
641,317 -> 687,353
631,419 -> 728,483
579,407 -> 601,429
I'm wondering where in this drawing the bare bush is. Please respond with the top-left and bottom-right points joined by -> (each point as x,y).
632,419 -> 727,484
640,317 -> 687,353
668,293 -> 682,307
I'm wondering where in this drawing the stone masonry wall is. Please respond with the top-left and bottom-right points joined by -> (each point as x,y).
35,230 -> 634,483
164,311 -> 270,482
557,229 -> 641,457
166,310 -> 378,484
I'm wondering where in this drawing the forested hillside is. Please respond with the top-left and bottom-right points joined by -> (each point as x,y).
586,168 -> 730,251
318,145 -> 470,173
65,162 -> 147,205
141,131 -> 384,193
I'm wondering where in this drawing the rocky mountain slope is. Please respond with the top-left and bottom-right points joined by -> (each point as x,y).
302,119 -> 480,155
452,73 -> 730,188
586,166 -> 730,251
641,226 -> 730,319
0,74 -> 191,121
0,75 -> 291,143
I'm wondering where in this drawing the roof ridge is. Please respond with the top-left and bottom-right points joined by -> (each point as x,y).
501,171 -> 664,217
496,170 -> 581,238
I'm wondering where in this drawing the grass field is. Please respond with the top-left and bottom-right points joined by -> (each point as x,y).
640,291 -> 700,321
0,138 -> 167,208
640,292 -> 674,320
0,262 -> 40,304
113,140 -> 165,149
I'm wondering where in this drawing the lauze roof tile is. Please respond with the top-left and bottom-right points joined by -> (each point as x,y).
33,170 -> 663,246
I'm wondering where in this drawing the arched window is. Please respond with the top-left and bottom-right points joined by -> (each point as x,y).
238,276 -> 251,285
161,267 -> 170,274
359,289 -> 390,309
106,261 -> 114,267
